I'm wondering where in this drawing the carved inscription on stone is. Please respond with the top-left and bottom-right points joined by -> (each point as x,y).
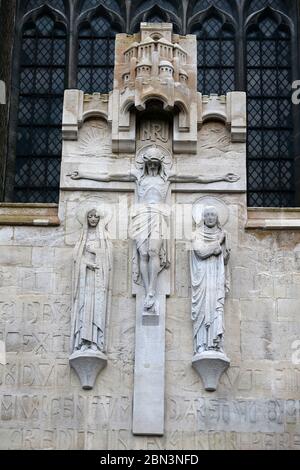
139,120 -> 170,144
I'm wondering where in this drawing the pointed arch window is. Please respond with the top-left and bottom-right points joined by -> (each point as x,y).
77,12 -> 121,94
130,2 -> 182,34
80,0 -> 121,14
246,11 -> 294,207
135,0 -> 179,16
144,13 -> 165,23
24,0 -> 66,13
14,11 -> 67,203
191,0 -> 233,16
2,0 -> 300,207
247,0 -> 287,16
191,13 -> 235,95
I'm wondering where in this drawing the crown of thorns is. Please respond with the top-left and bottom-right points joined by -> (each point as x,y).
142,147 -> 165,162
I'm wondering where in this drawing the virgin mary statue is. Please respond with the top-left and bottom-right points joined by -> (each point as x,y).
190,206 -> 230,355
71,207 -> 113,354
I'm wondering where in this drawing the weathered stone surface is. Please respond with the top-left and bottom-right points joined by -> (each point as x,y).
0,22 -> 300,450
1,153 -> 300,449
0,246 -> 31,265
133,295 -> 166,436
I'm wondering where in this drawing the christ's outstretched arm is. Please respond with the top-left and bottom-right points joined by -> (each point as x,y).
68,170 -> 137,183
169,173 -> 240,184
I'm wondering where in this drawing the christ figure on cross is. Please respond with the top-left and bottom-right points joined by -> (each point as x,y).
69,146 -> 239,312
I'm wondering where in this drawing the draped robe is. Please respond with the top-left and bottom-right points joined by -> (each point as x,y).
190,226 -> 230,354
71,221 -> 112,353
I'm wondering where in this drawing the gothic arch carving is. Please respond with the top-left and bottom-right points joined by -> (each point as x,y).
188,4 -> 236,33
21,4 -> 68,32
76,3 -> 125,31
245,0 -> 288,18
130,3 -> 182,34
79,0 -> 123,15
23,0 -> 67,15
246,5 -> 294,35
188,0 -> 234,17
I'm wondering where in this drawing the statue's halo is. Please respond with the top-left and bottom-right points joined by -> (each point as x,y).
192,196 -> 229,227
76,197 -> 112,227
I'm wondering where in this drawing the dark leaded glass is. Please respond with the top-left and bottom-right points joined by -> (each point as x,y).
247,0 -> 287,16
77,15 -> 119,94
6,1 -> 298,207
14,14 -> 66,203
193,16 -> 235,95
246,15 -> 294,207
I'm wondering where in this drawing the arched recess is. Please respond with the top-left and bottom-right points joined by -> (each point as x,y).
189,0 -> 234,17
246,7 -> 295,207
79,0 -> 122,15
76,5 -> 123,93
189,6 -> 236,95
130,2 -> 182,34
245,0 -> 288,17
10,5 -> 68,203
134,0 -> 180,16
24,0 -> 66,14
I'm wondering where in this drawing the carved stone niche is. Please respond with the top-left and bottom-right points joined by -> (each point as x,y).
62,91 -> 110,141
199,94 -> 247,143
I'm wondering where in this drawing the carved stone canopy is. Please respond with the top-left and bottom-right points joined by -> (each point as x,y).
62,23 -> 247,154
111,22 -> 199,153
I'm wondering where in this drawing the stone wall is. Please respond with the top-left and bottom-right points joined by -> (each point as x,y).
1,121 -> 300,450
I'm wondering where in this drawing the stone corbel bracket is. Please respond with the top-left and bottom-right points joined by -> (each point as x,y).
62,90 -> 110,141
192,351 -> 230,392
198,92 -> 247,143
70,350 -> 107,390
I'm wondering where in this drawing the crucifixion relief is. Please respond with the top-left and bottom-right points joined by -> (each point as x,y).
63,21 -> 246,436
70,148 -> 238,313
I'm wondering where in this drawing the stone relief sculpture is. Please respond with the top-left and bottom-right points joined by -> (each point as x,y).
79,119 -> 111,157
190,200 -> 231,391
69,145 -> 239,314
71,208 -> 112,352
61,21 -> 247,437
191,206 -> 230,354
130,146 -> 171,313
69,205 -> 113,390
